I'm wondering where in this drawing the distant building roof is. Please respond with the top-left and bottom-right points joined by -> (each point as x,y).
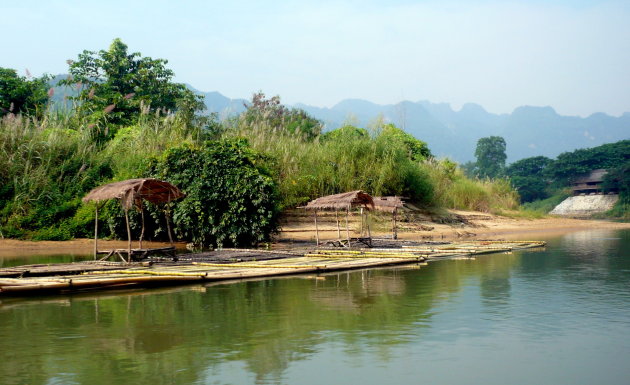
372,196 -> 404,213
572,169 -> 608,185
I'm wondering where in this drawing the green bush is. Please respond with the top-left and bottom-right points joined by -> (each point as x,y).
148,138 -> 279,248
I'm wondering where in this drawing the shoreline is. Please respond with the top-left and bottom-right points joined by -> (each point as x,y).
1,213 -> 628,259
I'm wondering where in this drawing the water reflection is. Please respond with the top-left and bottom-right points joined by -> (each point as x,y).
1,229 -> 630,385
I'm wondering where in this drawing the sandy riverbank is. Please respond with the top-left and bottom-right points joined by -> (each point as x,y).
276,210 -> 630,243
0,212 -> 628,258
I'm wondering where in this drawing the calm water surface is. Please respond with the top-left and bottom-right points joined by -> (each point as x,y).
1,229 -> 629,385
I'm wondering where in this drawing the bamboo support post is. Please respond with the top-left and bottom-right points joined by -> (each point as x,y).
360,207 -> 364,237
124,208 -> 132,263
314,210 -> 320,246
335,209 -> 341,240
139,202 -> 145,249
165,205 -> 174,246
345,207 -> 350,246
93,205 -> 99,260
393,209 -> 397,240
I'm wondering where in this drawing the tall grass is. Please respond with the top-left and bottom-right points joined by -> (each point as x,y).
421,159 -> 519,213
226,121 -> 434,209
0,107 -> 525,240
0,111 -> 201,239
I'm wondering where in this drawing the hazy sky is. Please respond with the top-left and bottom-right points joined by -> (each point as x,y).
2,0 -> 629,117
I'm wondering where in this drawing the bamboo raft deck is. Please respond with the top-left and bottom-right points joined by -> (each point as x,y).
0,240 -> 545,295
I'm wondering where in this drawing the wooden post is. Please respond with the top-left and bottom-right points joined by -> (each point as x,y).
335,209 -> 340,240
345,207 -> 350,247
139,202 -> 145,249
393,208 -> 398,240
124,208 -> 132,263
360,207 -> 364,237
314,210 -> 320,246
366,209 -> 371,240
93,204 -> 99,260
165,205 -> 174,246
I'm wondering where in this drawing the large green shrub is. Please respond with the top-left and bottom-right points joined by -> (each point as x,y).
148,138 -> 279,248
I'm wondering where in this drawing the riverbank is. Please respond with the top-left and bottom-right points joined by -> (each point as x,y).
1,211 -> 628,258
276,210 -> 630,243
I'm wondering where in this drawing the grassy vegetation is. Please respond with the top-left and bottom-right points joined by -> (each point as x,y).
420,158 -> 519,213
0,106 -> 528,242
521,189 -> 571,215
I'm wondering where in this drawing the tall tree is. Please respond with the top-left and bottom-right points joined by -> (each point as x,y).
475,136 -> 507,178
0,68 -> 49,117
63,38 -> 204,128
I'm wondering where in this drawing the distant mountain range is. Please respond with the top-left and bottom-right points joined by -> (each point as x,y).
52,77 -> 630,163
192,87 -> 629,163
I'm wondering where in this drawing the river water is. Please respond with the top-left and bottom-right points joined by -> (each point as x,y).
1,229 -> 629,385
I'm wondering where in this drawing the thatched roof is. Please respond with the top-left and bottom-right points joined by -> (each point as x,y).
372,196 -> 404,213
83,178 -> 184,209
305,190 -> 374,210
572,169 -> 608,184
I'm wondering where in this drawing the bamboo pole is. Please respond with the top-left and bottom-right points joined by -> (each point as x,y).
335,209 -> 340,240
93,204 -> 99,260
345,207 -> 350,246
314,210 -> 319,246
392,208 -> 397,240
139,202 -> 145,249
360,207 -> 364,237
124,208 -> 132,263
165,205 -> 174,246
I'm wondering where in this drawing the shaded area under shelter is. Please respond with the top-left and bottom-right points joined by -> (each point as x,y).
83,178 -> 185,262
373,196 -> 404,239
304,190 -> 376,247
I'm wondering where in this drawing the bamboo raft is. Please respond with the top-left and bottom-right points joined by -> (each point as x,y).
0,240 -> 545,295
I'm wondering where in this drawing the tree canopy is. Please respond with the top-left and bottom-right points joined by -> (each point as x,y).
545,140 -> 630,184
505,156 -> 553,202
62,38 -> 204,128
240,92 -> 322,140
474,136 -> 506,178
0,68 -> 49,117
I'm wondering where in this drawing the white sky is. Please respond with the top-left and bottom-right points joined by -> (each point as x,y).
2,0 -> 629,117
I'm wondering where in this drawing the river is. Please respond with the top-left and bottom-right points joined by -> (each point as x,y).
1,228 -> 629,385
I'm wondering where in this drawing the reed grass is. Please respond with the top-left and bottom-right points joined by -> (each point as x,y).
0,106 -> 525,240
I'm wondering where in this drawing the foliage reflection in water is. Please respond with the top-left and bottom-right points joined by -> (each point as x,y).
1,229 -> 629,385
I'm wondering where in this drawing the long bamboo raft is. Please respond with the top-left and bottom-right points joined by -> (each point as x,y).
0,240 -> 545,295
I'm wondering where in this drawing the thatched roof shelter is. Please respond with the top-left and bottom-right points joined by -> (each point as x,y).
83,178 -> 184,262
83,178 -> 184,210
305,190 -> 374,211
373,196 -> 404,240
372,196 -> 404,213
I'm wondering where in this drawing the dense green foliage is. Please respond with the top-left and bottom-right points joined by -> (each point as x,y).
235,120 -> 435,209
545,140 -> 630,184
505,156 -> 553,202
148,139 -> 279,248
62,39 -> 204,133
422,158 -> 518,212
474,136 -> 507,178
0,68 -> 49,117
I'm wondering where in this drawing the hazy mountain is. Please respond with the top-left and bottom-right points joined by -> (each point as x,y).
48,75 -> 629,163
289,99 -> 629,163
184,85 -> 247,118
